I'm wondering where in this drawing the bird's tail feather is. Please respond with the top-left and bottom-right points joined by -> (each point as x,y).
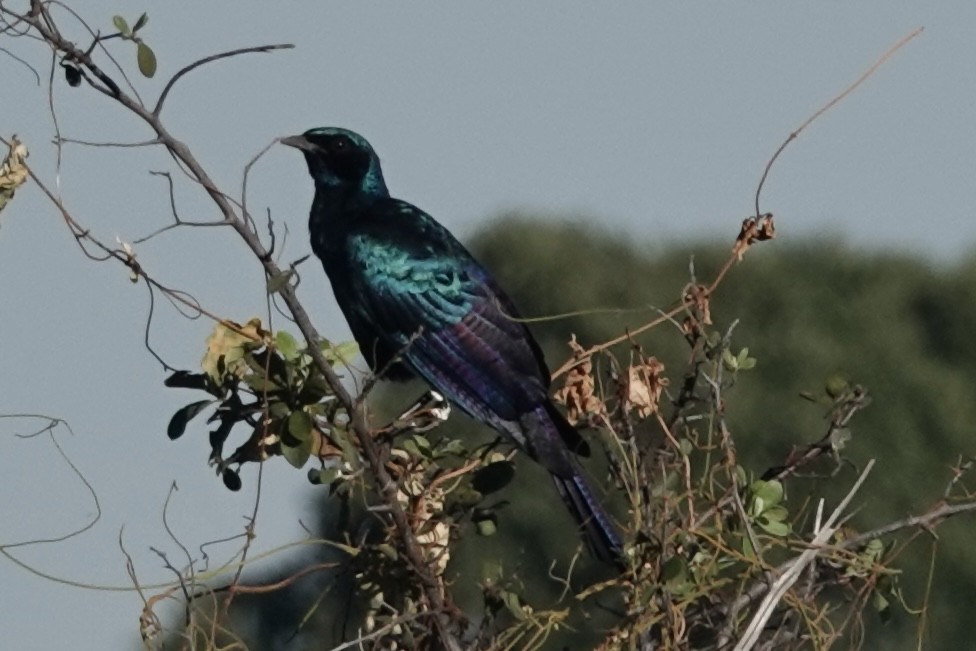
553,471 -> 624,564
521,403 -> 624,563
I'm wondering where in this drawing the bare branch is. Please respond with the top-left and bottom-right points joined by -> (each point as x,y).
54,136 -> 160,148
754,27 -> 924,219
0,415 -> 101,549
0,45 -> 41,83
131,170 -> 229,243
153,44 -> 294,116
840,500 -> 976,551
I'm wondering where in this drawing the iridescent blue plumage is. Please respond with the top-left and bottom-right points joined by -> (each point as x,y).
283,127 -> 622,561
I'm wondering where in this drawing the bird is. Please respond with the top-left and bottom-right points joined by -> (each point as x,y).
282,127 -> 623,562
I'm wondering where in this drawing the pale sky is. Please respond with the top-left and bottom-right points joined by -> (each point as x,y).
2,2 -> 974,649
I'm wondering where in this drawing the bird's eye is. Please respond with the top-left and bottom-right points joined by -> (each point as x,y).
335,138 -> 347,151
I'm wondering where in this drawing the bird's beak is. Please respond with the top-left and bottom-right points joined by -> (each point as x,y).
280,134 -> 316,152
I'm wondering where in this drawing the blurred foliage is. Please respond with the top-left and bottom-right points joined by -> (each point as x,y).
473,215 -> 976,650
162,215 -> 976,650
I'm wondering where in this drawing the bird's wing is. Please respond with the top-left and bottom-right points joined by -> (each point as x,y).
345,203 -> 552,435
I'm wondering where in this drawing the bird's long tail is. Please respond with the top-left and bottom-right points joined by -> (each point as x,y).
552,470 -> 624,564
527,402 -> 624,563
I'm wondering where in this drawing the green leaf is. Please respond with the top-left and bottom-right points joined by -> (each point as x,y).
308,466 -> 341,486
475,518 -> 497,536
318,466 -> 341,485
266,270 -> 294,294
722,348 -> 738,371
167,400 -> 213,440
269,400 -> 290,420
661,556 -> 687,585
741,533 -> 754,558
825,374 -> 851,399
873,590 -> 892,623
750,497 -> 765,517
133,12 -> 149,32
500,591 -> 527,621
400,437 -> 423,458
112,15 -> 131,36
287,410 -> 313,442
762,505 -> 789,522
281,437 -> 311,468
137,42 -> 157,77
752,479 -> 784,508
735,465 -> 748,486
275,330 -> 300,361
223,346 -> 245,367
377,543 -> 398,561
334,429 -> 361,470
757,517 -> 791,537
321,340 -> 359,365
243,373 -> 280,393
409,434 -> 431,457
435,438 -> 466,457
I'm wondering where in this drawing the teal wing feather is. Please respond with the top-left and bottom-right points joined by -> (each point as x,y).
345,201 -> 570,450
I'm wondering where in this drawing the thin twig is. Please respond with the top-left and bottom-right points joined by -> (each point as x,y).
839,500 -> 976,551
55,136 -> 160,148
153,44 -> 294,116
754,27 -> 924,218
0,45 -> 41,83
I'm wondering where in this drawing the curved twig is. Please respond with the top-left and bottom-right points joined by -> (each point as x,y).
754,27 -> 924,219
153,44 -> 294,116
0,45 -> 41,83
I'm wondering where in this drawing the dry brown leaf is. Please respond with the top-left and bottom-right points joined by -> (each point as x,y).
399,476 -> 451,576
683,283 -> 712,327
625,355 -> 669,419
201,317 -> 268,382
0,137 -> 29,217
553,335 -> 607,424
732,213 -> 776,261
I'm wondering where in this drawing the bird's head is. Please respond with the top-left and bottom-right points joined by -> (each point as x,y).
281,127 -> 388,199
